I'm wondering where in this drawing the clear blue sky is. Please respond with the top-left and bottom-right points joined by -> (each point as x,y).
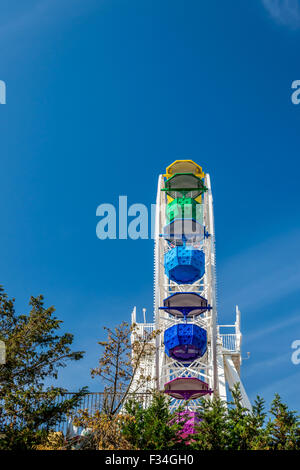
1,0 -> 300,410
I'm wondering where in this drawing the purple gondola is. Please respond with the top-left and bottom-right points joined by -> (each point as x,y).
164,377 -> 213,401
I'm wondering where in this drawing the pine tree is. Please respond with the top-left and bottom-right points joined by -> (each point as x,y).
266,394 -> 300,450
227,384 -> 266,450
0,286 -> 86,450
191,385 -> 268,450
190,397 -> 229,450
122,393 -> 186,450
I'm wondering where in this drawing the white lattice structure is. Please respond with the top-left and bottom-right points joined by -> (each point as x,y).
131,172 -> 251,412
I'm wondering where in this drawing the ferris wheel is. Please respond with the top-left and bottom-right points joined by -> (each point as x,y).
131,160 -> 251,416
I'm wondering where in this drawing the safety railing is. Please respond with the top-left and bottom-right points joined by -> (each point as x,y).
54,391 -> 153,435
133,323 -> 156,342
219,333 -> 237,352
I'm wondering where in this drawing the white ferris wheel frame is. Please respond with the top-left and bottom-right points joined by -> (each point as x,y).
131,173 -> 251,412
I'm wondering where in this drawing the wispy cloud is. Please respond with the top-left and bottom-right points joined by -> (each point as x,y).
243,352 -> 288,379
254,370 -> 300,401
262,0 -> 300,28
246,310 -> 300,344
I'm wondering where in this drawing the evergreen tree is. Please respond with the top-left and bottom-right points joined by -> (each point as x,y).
266,394 -> 300,450
191,384 -> 268,450
122,393 -> 186,450
0,286 -> 86,450
190,397 -> 229,450
227,384 -> 266,450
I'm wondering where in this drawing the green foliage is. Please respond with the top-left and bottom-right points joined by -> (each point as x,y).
226,385 -> 267,450
0,286 -> 86,450
265,394 -> 300,450
122,393 -> 187,450
190,396 -> 229,450
191,383 -> 300,450
54,386 -> 300,451
1,296 -> 300,451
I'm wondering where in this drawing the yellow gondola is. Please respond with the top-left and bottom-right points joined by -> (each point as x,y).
164,160 -> 205,203
164,159 -> 205,180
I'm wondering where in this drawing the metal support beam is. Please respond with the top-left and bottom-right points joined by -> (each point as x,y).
224,356 -> 252,411
216,344 -> 227,403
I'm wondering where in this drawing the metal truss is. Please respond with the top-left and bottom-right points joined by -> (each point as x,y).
131,173 -> 252,411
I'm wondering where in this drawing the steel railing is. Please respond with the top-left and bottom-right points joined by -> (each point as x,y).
220,333 -> 237,352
